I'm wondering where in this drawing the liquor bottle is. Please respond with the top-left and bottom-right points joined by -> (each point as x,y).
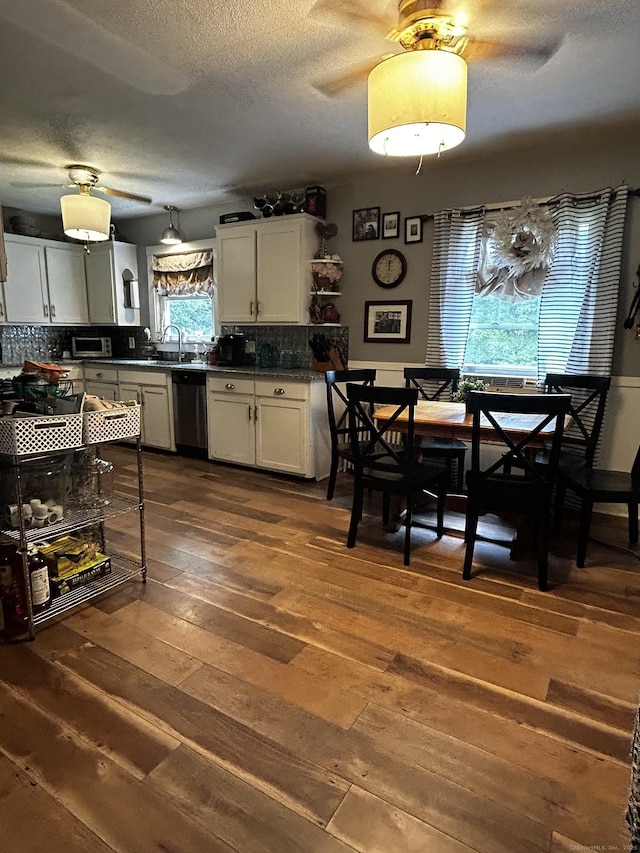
14,544 -> 51,620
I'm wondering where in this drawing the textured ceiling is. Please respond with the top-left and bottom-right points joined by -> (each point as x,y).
0,0 -> 639,221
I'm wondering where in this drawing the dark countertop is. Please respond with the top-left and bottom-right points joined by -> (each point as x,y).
84,359 -> 325,382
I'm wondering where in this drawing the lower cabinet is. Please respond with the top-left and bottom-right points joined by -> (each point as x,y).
83,365 -> 119,401
118,369 -> 174,451
207,374 -> 330,479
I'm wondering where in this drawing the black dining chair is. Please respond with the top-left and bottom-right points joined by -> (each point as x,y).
553,444 -> 640,567
345,384 -> 449,566
404,367 -> 467,492
324,368 -> 376,501
463,390 -> 571,591
542,373 -> 611,472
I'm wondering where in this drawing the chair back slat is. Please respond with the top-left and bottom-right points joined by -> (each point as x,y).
404,367 -> 460,401
544,373 -> 611,466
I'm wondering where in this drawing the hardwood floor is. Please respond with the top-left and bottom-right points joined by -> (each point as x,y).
1,444 -> 639,852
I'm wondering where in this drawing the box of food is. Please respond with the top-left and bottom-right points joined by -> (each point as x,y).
49,553 -> 112,597
37,535 -> 111,596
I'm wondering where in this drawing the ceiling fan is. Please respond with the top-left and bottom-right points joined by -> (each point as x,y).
64,165 -> 152,204
58,165 -> 151,242
311,0 -> 561,97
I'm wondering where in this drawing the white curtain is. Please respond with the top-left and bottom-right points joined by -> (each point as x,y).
425,208 -> 484,368
538,186 -> 628,379
427,187 -> 629,377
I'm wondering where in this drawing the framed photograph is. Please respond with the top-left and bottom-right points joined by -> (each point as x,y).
404,215 -> 423,244
364,299 -> 412,343
352,206 -> 381,241
382,211 -> 400,240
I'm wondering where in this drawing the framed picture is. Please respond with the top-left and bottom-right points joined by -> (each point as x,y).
364,299 -> 412,343
404,215 -> 423,244
382,211 -> 400,240
352,206 -> 381,241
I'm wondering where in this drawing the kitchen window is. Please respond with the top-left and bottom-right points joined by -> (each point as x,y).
152,248 -> 215,342
157,293 -> 214,340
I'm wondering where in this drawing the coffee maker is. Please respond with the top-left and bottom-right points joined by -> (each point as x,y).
218,333 -> 247,366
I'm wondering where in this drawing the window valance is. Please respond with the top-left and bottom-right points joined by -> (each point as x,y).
152,250 -> 213,295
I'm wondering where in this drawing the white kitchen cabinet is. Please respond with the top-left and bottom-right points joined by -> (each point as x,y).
217,214 -> 318,324
83,366 -> 118,401
3,234 -> 88,324
207,373 -> 330,478
44,244 -> 89,323
85,240 -> 140,326
255,380 -> 308,475
207,376 -> 255,466
118,368 -> 174,451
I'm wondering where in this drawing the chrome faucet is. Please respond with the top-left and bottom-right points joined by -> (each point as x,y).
162,324 -> 183,362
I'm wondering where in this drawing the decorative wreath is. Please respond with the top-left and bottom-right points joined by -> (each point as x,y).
488,199 -> 557,279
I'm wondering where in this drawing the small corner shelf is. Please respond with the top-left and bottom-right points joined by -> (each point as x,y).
309,291 -> 342,297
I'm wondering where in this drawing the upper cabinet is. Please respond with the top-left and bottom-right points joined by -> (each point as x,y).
217,213 -> 318,324
3,234 -> 88,324
85,241 -> 140,326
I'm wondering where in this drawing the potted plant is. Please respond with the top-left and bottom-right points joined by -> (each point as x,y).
453,377 -> 489,411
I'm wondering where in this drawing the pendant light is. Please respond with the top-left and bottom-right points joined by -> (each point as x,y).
160,205 -> 183,245
60,185 -> 111,242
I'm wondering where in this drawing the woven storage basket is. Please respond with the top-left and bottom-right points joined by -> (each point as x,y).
0,413 -> 83,456
82,405 -> 141,444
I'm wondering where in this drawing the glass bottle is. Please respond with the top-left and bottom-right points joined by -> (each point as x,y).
15,544 -> 51,618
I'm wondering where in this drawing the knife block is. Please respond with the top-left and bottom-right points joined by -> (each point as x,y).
312,358 -> 333,373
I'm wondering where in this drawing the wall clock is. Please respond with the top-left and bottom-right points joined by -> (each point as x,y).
372,249 -> 407,288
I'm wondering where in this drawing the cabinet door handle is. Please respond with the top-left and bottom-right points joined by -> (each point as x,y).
256,301 -> 261,316
254,405 -> 258,421
0,303 -> 4,318
248,404 -> 252,421
225,383 -> 235,390
274,388 -> 285,395
43,304 -> 49,318
50,304 -> 56,319
96,372 -> 103,378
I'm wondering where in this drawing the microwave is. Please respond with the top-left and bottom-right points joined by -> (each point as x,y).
71,336 -> 112,358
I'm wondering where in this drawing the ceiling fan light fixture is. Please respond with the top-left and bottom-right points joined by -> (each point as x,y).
60,190 -> 111,242
368,49 -> 467,157
160,205 -> 183,245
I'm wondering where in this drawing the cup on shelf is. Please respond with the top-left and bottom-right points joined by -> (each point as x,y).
47,505 -> 64,523
32,505 -> 49,521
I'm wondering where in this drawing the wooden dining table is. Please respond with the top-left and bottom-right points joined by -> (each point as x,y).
375,399 -> 561,447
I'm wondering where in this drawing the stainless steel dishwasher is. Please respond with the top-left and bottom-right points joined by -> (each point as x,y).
172,371 -> 207,457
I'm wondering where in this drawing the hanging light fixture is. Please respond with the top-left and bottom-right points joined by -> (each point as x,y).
60,185 -> 111,242
368,47 -> 467,157
160,205 -> 183,245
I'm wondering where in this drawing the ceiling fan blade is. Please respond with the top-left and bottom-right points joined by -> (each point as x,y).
313,54 -> 393,97
309,0 -> 395,37
94,186 -> 152,204
464,36 -> 561,64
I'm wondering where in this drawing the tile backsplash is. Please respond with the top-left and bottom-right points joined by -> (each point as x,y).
0,326 -> 148,365
0,323 -> 349,369
221,324 -> 349,369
